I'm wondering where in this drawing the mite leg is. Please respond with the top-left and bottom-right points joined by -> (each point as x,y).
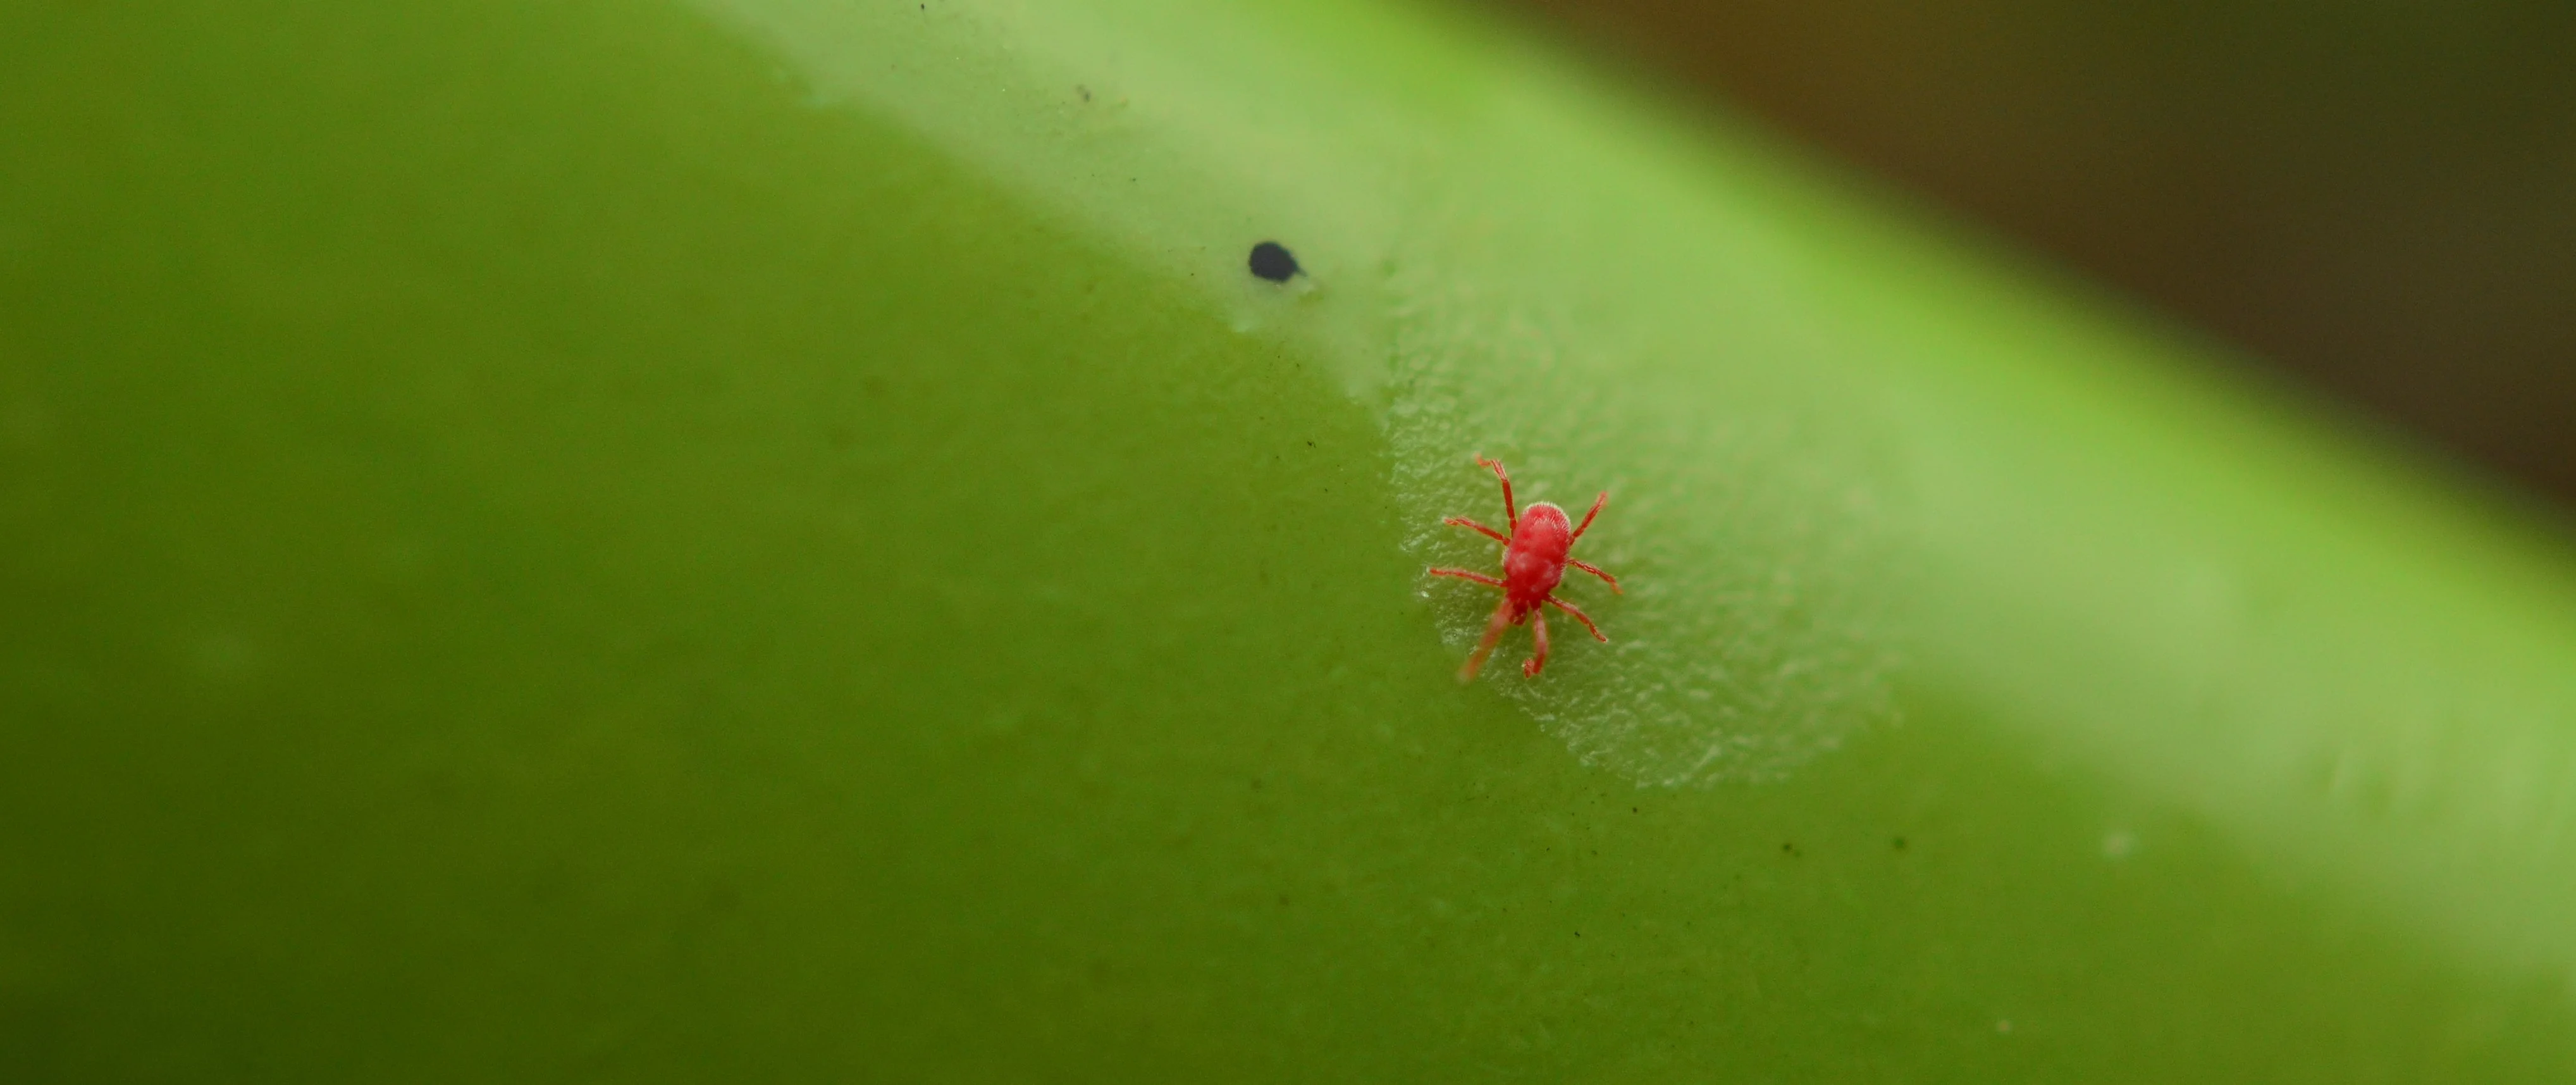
1474,454 -> 1517,523
1428,567 -> 1507,590
1570,490 -> 1609,539
1568,559 -> 1622,593
1546,594 -> 1608,642
1523,609 -> 1552,677
1460,597 -> 1519,682
1443,517 -> 1512,545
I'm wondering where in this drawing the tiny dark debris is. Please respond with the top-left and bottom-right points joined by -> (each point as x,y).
1893,836 -> 1908,850
1248,240 -> 1300,282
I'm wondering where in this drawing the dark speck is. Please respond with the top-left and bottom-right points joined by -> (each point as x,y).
1892,836 -> 1907,850
1248,240 -> 1300,282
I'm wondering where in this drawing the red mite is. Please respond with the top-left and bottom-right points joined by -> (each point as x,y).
1429,455 -> 1622,680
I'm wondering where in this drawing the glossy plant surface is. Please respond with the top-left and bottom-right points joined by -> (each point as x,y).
6,1 -> 2576,1079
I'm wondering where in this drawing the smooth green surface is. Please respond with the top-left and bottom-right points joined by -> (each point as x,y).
6,0 -> 2576,1080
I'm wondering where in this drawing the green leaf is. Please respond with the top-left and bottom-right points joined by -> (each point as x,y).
4,0 -> 2574,1079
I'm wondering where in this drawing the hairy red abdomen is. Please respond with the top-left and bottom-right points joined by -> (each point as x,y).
1503,502 -> 1574,605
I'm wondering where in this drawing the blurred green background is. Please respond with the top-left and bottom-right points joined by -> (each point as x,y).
1508,0 -> 2576,504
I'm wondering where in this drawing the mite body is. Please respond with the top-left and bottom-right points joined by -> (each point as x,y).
1429,456 -> 1622,680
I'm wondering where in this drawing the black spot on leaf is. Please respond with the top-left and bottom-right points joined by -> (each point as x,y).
1248,241 -> 1300,282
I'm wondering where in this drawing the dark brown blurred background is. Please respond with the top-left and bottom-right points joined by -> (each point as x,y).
1498,0 -> 2576,506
